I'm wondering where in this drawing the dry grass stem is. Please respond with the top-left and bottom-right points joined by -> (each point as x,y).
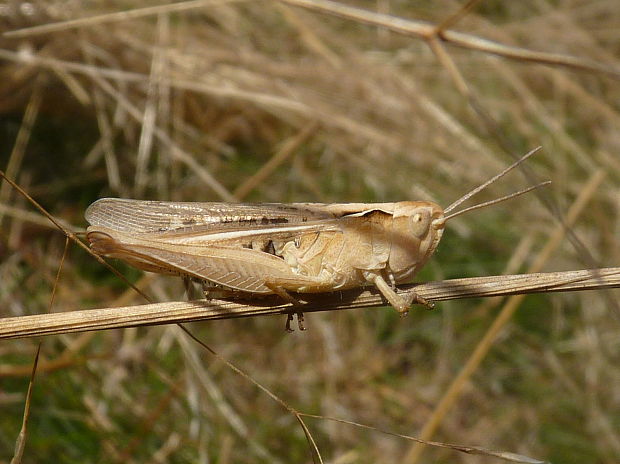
1,268 -> 618,340
281,0 -> 620,79
10,344 -> 40,464
2,0 -> 249,38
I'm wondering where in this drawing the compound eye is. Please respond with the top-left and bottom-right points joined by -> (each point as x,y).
410,210 -> 431,238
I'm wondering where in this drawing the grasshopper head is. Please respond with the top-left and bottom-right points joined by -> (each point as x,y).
385,148 -> 549,285
388,201 -> 445,281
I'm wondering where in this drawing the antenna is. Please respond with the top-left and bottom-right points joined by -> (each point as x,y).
442,181 -> 551,222
444,146 -> 542,214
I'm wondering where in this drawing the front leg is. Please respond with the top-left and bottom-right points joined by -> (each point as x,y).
364,272 -> 434,315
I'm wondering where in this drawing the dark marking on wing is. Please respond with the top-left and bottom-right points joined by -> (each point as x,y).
218,216 -> 289,225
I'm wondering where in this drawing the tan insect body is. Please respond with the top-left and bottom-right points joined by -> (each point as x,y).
86,200 -> 444,312
85,148 -> 546,317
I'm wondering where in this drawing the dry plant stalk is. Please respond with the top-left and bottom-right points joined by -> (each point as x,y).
1,267 -> 619,340
280,0 -> 620,80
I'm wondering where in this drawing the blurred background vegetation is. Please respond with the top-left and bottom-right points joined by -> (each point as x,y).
1,0 -> 619,463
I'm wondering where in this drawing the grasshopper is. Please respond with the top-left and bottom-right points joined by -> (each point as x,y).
85,148 -> 548,330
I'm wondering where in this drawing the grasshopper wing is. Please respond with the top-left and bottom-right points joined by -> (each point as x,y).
99,239 -> 325,294
85,198 -> 340,234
